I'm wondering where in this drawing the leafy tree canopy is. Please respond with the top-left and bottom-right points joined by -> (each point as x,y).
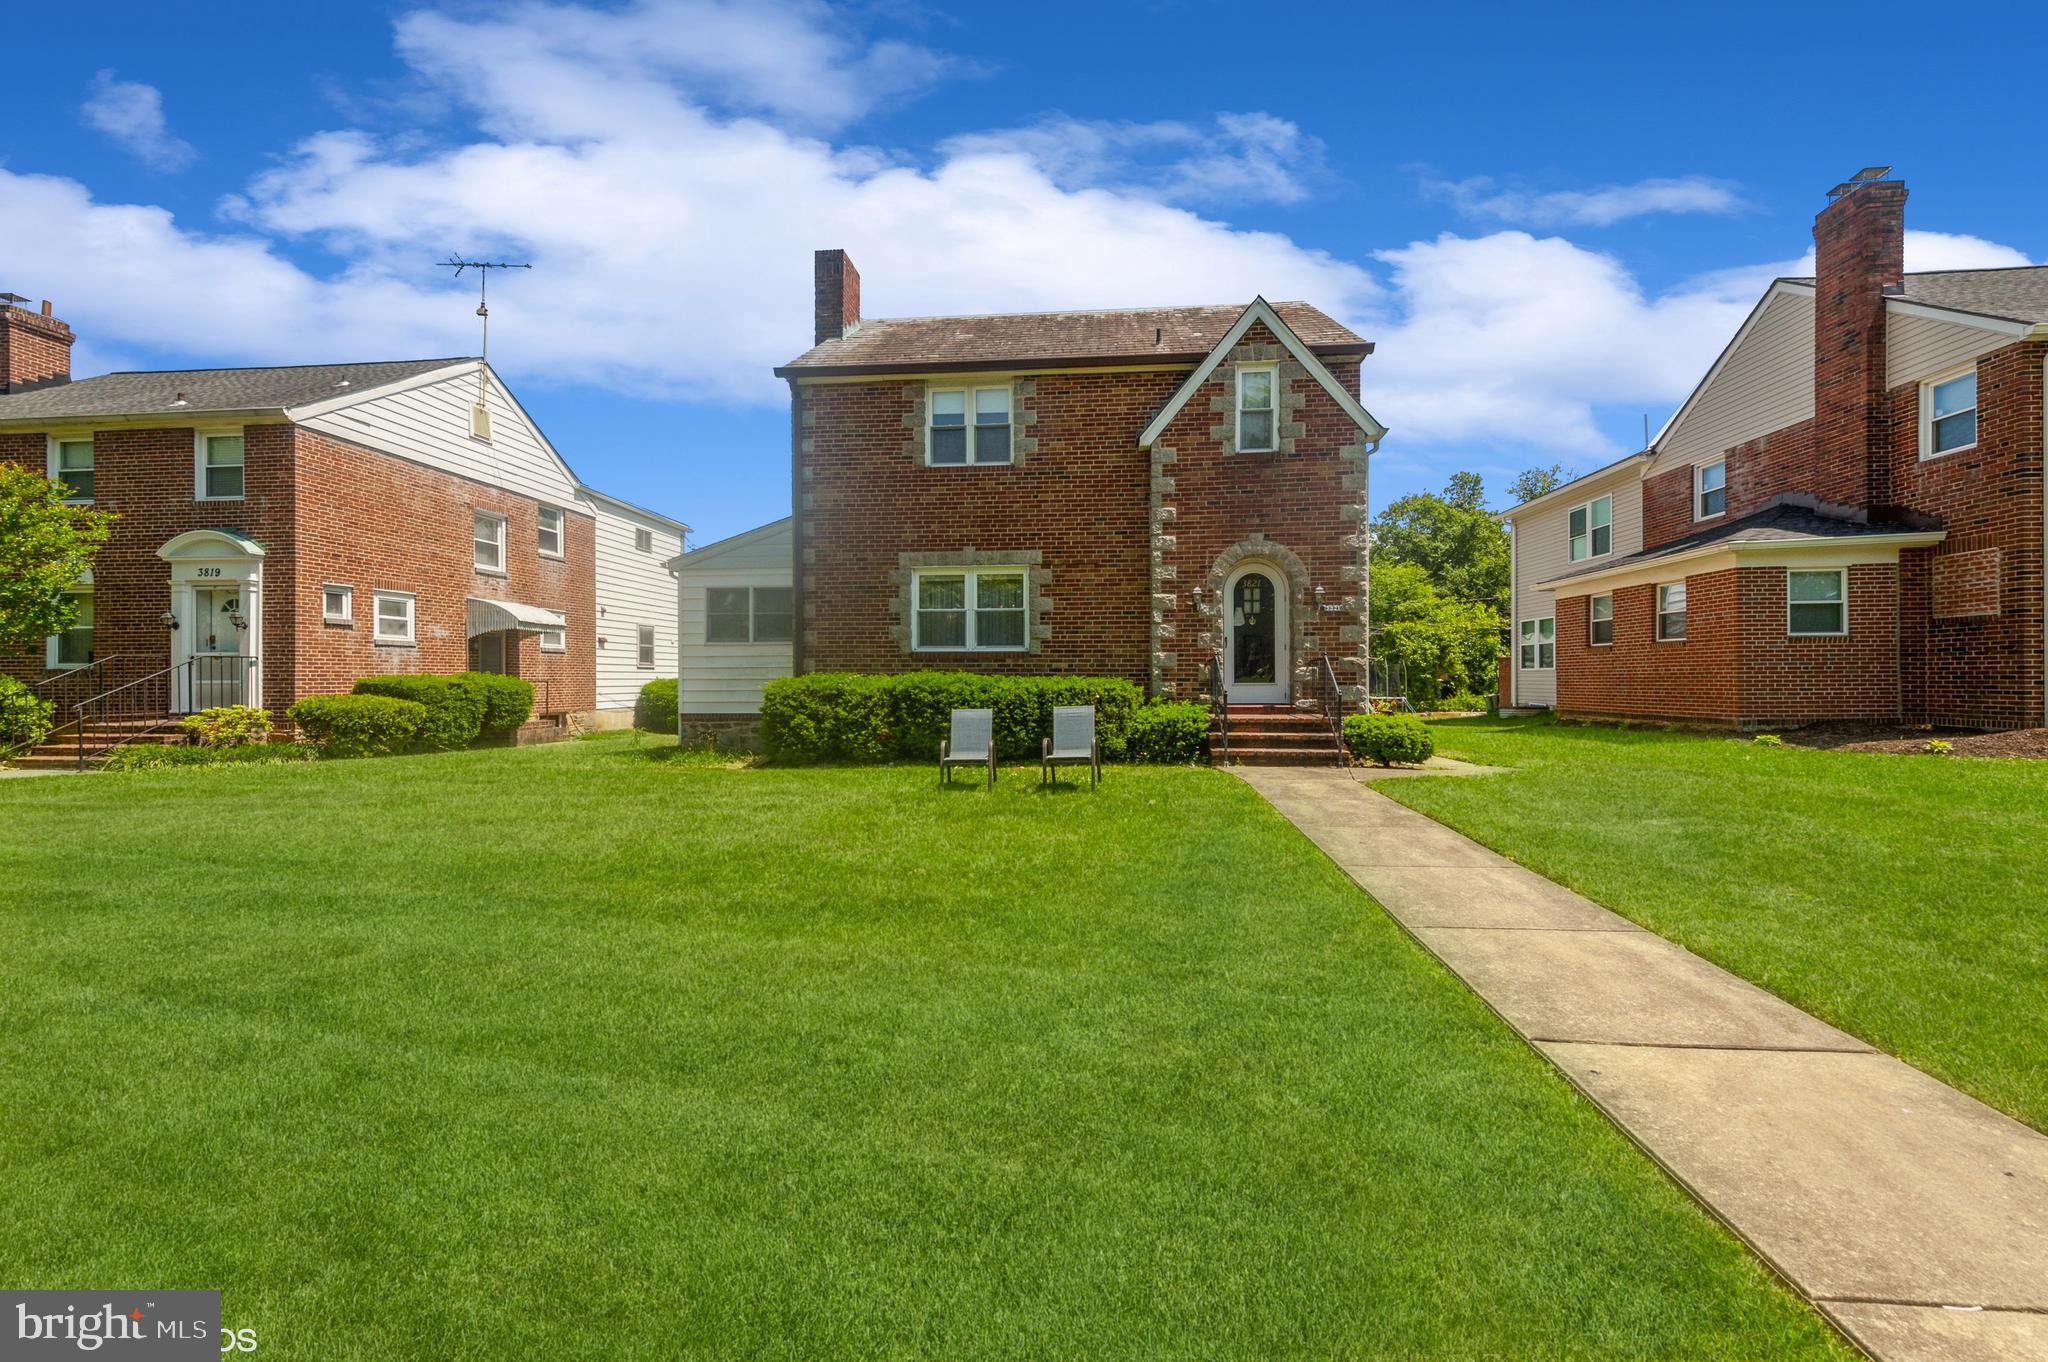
1507,464 -> 1566,505
1368,561 -> 1503,706
0,464 -> 114,655
1370,471 -> 1509,612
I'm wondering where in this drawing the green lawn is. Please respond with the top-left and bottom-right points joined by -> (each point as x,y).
1385,716 -> 2048,1132
0,740 -> 1846,1360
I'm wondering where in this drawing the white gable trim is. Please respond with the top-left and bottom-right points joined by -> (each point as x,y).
1137,297 -> 1384,450
679,516 -> 792,569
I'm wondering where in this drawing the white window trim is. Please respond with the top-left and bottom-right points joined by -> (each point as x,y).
1568,494 -> 1614,563
1588,594 -> 1614,648
1655,583 -> 1687,642
473,511 -> 508,575
1694,459 -> 1727,522
372,590 -> 416,645
1918,364 -> 1978,461
469,401 -> 493,443
634,528 -> 654,553
1517,616 -> 1555,671
703,586 -> 794,645
322,583 -> 354,626
47,433 -> 94,505
46,585 -> 92,670
912,566 -> 1030,652
537,506 -> 566,560
636,624 -> 656,668
540,624 -> 567,653
925,383 -> 1014,467
1235,363 -> 1279,453
1787,568 -> 1849,638
194,428 -> 246,503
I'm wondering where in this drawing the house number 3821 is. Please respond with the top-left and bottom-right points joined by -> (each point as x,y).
196,567 -> 222,578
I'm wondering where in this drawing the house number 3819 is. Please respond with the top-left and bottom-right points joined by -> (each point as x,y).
196,567 -> 222,578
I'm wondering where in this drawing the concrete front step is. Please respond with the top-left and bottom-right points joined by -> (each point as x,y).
1215,745 -> 1343,767
1213,728 -> 1337,751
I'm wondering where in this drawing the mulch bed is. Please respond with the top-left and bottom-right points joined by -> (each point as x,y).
1775,722 -> 2048,759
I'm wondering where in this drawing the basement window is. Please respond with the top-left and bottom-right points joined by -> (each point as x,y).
1236,365 -> 1277,452
1696,460 -> 1726,520
1920,368 -> 1977,458
1589,594 -> 1613,646
1656,583 -> 1687,641
1788,569 -> 1847,636
928,385 -> 1012,465
1569,494 -> 1612,561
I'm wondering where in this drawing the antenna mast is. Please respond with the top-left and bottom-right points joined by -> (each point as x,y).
438,256 -> 531,405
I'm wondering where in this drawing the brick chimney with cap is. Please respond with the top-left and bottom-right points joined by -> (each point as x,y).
0,296 -> 75,393
813,249 -> 860,346
1811,172 -> 1906,509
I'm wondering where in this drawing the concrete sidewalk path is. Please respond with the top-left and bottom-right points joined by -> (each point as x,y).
1235,765 -> 2048,1362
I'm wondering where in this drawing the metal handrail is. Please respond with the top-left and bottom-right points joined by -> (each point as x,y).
1313,651 -> 1345,765
3,658 -> 120,759
1205,655 -> 1229,765
73,655 -> 257,769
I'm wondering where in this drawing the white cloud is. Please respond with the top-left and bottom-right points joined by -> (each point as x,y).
1774,229 -> 2034,276
81,71 -> 197,172
1425,173 -> 1747,227
939,111 -> 1324,205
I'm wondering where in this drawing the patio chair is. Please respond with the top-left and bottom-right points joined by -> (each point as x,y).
939,707 -> 997,790
1041,705 -> 1100,789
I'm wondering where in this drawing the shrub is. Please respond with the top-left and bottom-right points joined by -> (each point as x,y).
638,677 -> 679,733
180,705 -> 273,747
352,675 -> 486,750
1925,738 -> 1953,755
457,672 -> 534,737
289,694 -> 429,758
0,677 -> 55,755
104,742 -> 318,771
759,672 -> 1149,764
1126,702 -> 1209,764
1753,733 -> 1783,747
761,673 -> 893,763
1436,691 -> 1493,715
1343,712 -> 1435,767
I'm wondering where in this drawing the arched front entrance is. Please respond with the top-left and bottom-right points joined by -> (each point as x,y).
157,530 -> 265,713
1223,562 -> 1287,703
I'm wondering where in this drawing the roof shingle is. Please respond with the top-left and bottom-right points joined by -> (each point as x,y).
1541,499 -> 1935,587
0,358 -> 472,422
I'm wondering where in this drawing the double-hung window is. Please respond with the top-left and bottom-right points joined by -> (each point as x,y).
197,431 -> 244,500
473,512 -> 506,573
322,584 -> 353,624
51,589 -> 93,668
1589,594 -> 1614,646
928,386 -> 1012,465
1568,495 -> 1612,561
50,437 -> 93,503
1656,583 -> 1687,641
1518,617 -> 1554,670
635,625 -> 656,668
704,587 -> 794,643
1921,369 -> 1977,458
1787,569 -> 1846,636
373,591 -> 415,644
1696,460 -> 1726,520
914,568 -> 1026,651
1236,365 -> 1277,451
537,506 -> 564,558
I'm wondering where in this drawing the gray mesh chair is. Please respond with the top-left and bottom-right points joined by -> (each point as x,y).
939,708 -> 996,789
1042,705 -> 1100,789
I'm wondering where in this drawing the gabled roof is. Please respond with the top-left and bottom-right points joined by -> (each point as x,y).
678,515 -> 792,569
1496,451 -> 1652,520
1783,265 -> 2048,327
1137,297 -> 1385,450
0,358 -> 473,422
775,301 -> 1368,377
576,484 -> 691,535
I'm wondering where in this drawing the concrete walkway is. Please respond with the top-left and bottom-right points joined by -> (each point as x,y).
1235,765 -> 2048,1362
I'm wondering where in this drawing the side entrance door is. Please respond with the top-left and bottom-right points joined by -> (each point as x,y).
1224,566 -> 1287,704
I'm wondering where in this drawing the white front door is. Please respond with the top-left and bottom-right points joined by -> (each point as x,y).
187,586 -> 251,710
1224,565 -> 1287,704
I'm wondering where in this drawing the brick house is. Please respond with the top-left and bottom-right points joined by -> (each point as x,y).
2,300 -> 687,753
745,250 -> 1384,754
1502,171 -> 2047,731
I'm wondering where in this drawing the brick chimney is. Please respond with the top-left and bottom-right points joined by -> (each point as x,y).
813,249 -> 860,345
0,297 -> 75,393
1811,174 -> 1905,508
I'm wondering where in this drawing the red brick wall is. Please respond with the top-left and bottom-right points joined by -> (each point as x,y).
1811,181 -> 1904,509
0,307 -> 74,391
1735,563 -> 1899,725
1642,419 -> 1819,550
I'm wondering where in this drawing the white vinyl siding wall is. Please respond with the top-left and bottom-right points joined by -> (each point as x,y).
1659,291 -> 1815,470
588,498 -> 684,711
1509,471 -> 1646,708
678,520 -> 794,716
1884,313 -> 2014,389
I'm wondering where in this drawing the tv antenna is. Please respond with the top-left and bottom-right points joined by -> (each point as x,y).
437,256 -> 531,403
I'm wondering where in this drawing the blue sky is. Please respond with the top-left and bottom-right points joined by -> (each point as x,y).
8,1 -> 2042,542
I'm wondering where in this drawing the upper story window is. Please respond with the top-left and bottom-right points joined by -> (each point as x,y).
1788,569 -> 1846,636
1656,583 -> 1687,641
1518,617 -> 1554,670
1696,460 -> 1726,520
706,587 -> 794,644
1921,369 -> 1977,458
197,431 -> 245,501
634,528 -> 654,553
1568,494 -> 1612,561
1236,365 -> 1277,452
537,506 -> 565,558
928,385 -> 1011,465
49,436 -> 93,503
473,511 -> 507,573
913,568 -> 1026,651
1589,594 -> 1613,646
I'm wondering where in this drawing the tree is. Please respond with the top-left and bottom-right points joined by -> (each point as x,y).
1507,464 -> 1566,505
0,464 -> 114,655
1370,471 -> 1509,613
1368,561 -> 1502,706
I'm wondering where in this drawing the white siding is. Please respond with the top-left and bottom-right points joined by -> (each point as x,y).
588,498 -> 686,711
1659,291 -> 1815,470
298,367 -> 584,508
1885,312 -> 2014,388
1509,470 -> 1645,708
678,521 -> 793,715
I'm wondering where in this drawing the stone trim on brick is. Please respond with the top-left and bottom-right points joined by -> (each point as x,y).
1206,341 -> 1309,456
1148,443 -> 1178,695
887,548 -> 1052,655
900,378 -> 1036,467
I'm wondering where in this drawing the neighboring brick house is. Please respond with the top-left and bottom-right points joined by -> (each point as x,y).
1,299 -> 687,748
1501,171 -> 2047,730
754,250 -> 1384,741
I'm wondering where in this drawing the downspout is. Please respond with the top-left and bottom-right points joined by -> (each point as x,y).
1505,516 -> 1517,708
788,377 -> 806,677
670,548 -> 685,743
2041,350 -> 2047,726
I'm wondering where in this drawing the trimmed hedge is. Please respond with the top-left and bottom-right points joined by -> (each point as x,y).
0,677 -> 55,755
459,672 -> 535,737
637,678 -> 679,733
759,672 -> 1158,765
352,675 -> 486,749
105,742 -> 318,771
289,694 -> 429,758
1343,712 -> 1435,767
1126,702 -> 1209,764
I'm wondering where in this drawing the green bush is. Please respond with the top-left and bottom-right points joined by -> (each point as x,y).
457,672 -> 534,737
1125,702 -> 1209,764
761,673 -> 893,763
0,676 -> 55,755
352,675 -> 486,749
180,705 -> 273,747
104,742 -> 318,771
637,678 -> 679,733
759,672 -> 1148,765
289,694 -> 429,758
1435,691 -> 1493,715
1343,712 -> 1435,767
